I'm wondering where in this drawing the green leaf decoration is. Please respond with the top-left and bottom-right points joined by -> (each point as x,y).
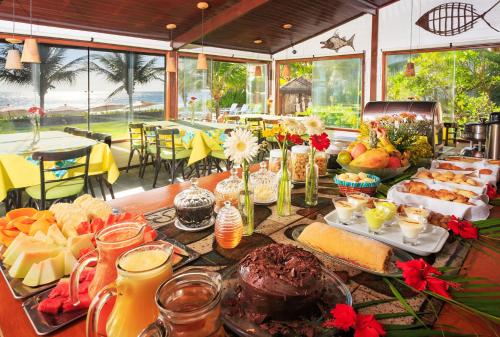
383,278 -> 427,327
353,298 -> 398,309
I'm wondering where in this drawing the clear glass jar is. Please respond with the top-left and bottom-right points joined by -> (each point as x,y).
174,178 -> 215,229
250,162 -> 277,204
139,268 -> 225,337
291,145 -> 309,182
268,149 -> 282,173
214,168 -> 241,213
215,201 -> 243,249
315,151 -> 327,176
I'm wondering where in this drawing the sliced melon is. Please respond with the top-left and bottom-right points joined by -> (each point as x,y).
2,232 -> 28,259
67,234 -> 94,258
63,249 -> 77,275
8,247 -> 61,279
3,240 -> 53,266
28,219 -> 51,236
47,224 -> 67,246
32,231 -> 55,245
61,222 -> 78,238
39,252 -> 65,285
23,262 -> 42,287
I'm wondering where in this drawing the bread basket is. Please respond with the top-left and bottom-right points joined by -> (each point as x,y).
334,173 -> 381,196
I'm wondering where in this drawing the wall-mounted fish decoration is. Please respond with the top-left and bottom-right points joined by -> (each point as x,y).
320,32 -> 355,52
416,1 -> 500,36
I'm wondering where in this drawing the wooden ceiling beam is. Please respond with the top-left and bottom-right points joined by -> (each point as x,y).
172,0 -> 270,50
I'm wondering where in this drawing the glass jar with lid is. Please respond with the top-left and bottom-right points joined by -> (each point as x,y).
315,151 -> 327,176
214,201 -> 243,249
174,178 -> 215,230
214,168 -> 241,213
269,149 -> 291,173
291,145 -> 309,182
250,162 -> 277,204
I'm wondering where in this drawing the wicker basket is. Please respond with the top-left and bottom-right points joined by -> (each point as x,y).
334,174 -> 381,196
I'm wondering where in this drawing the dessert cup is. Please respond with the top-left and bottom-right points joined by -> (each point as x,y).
398,216 -> 424,246
374,201 -> 397,226
364,208 -> 386,234
346,193 -> 370,217
404,205 -> 432,233
333,198 -> 355,224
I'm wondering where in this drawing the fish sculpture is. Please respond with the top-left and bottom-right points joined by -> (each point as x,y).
320,32 -> 355,52
416,1 -> 499,36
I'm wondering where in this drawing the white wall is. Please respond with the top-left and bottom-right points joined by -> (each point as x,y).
271,14 -> 373,104
377,0 -> 500,99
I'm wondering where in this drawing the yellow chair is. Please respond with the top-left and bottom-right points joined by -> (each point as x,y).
153,128 -> 192,187
126,123 -> 145,175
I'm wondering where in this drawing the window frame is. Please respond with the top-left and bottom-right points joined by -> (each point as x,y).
275,53 -> 365,131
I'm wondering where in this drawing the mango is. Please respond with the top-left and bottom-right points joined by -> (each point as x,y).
350,148 -> 390,169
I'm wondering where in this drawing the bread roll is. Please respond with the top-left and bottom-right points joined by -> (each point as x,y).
297,222 -> 393,273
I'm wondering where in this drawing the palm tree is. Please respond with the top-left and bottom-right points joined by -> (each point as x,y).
90,53 -> 163,122
209,61 -> 246,119
0,45 -> 87,110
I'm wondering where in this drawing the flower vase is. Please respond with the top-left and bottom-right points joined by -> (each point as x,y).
277,153 -> 292,216
31,115 -> 41,146
305,149 -> 318,206
239,163 -> 254,236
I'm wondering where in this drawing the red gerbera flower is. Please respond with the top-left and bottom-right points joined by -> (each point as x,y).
276,134 -> 285,143
447,216 -> 478,239
28,106 -> 46,117
323,304 -> 356,330
286,133 -> 303,145
310,132 -> 330,152
486,184 -> 497,200
396,258 -> 459,299
354,314 -> 386,337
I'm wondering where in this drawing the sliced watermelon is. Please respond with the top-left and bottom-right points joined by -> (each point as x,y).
38,297 -> 64,315
48,279 -> 70,299
144,226 -> 157,242
62,292 -> 91,312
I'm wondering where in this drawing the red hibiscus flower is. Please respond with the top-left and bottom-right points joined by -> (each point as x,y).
28,106 -> 46,117
447,216 -> 478,239
287,133 -> 303,145
354,314 -> 386,337
323,304 -> 356,330
396,258 -> 459,299
310,132 -> 330,152
323,304 -> 385,337
486,184 -> 497,200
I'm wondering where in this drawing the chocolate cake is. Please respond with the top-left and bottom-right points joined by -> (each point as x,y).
238,243 -> 322,320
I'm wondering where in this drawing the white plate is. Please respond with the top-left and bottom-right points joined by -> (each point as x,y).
174,217 -> 215,232
323,210 -> 449,256
254,198 -> 277,205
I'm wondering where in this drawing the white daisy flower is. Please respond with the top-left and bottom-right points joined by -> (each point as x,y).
304,115 -> 324,135
223,128 -> 259,165
283,118 -> 305,135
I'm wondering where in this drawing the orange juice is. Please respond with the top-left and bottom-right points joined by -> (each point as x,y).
86,242 -> 173,337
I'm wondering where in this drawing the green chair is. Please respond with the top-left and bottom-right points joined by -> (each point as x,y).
126,123 -> 145,174
72,129 -> 92,138
208,129 -> 233,173
25,146 -> 92,210
153,128 -> 192,187
141,125 -> 159,178
245,117 -> 264,142
87,132 -> 115,200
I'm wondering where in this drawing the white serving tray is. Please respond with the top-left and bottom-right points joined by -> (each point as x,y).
324,210 -> 449,256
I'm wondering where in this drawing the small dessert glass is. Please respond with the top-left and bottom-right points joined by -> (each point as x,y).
374,201 -> 397,227
333,198 -> 355,225
364,208 -> 386,234
398,216 -> 424,246
346,192 -> 370,217
403,205 -> 432,233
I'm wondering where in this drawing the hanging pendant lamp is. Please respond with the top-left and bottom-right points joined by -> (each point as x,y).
196,2 -> 208,71
282,64 -> 291,80
405,0 -> 415,77
255,65 -> 262,77
5,0 -> 22,70
166,24 -> 177,73
21,0 -> 41,64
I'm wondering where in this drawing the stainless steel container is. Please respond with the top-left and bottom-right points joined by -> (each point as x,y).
462,122 -> 487,142
486,113 -> 500,159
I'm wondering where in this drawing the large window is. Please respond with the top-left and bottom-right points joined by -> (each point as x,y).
0,40 -> 165,139
177,55 -> 267,121
276,56 -> 363,129
385,47 -> 500,125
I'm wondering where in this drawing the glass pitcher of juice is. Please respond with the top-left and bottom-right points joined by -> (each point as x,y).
139,268 -> 226,337
87,241 -> 174,337
70,222 -> 146,303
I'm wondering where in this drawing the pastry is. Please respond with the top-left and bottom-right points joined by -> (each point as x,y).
297,222 -> 393,273
403,181 -> 472,204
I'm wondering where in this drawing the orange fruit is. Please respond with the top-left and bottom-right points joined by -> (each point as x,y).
6,208 -> 38,221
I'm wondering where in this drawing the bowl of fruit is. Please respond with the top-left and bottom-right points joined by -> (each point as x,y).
337,142 -> 410,181
334,172 -> 381,196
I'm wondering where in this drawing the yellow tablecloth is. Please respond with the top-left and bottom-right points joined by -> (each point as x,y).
0,143 -> 119,201
186,131 -> 224,166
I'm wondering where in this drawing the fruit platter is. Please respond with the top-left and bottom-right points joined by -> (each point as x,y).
337,113 -> 433,180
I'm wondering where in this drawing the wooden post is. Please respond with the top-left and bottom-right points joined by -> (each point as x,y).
166,51 -> 178,120
370,9 -> 379,101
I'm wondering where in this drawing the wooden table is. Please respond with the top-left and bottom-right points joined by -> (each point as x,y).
0,170 -> 498,337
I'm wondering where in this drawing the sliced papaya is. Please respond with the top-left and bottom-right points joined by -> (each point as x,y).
0,218 -> 8,229
6,208 -> 38,221
0,228 -> 21,246
29,219 -> 52,236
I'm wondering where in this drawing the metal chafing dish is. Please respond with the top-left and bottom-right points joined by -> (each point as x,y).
363,101 -> 443,155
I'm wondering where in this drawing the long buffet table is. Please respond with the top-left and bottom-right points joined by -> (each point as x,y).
0,169 -> 499,337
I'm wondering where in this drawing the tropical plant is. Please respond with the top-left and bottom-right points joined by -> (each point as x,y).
279,62 -> 312,85
90,52 -> 164,122
209,61 -> 246,118
0,45 -> 87,110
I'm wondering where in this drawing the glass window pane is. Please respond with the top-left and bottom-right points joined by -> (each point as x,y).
312,57 -> 362,129
278,62 -> 312,116
246,64 -> 268,114
178,56 -> 209,121
208,60 -> 246,119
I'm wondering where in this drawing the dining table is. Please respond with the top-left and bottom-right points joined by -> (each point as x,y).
0,168 -> 498,337
0,131 -> 120,202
